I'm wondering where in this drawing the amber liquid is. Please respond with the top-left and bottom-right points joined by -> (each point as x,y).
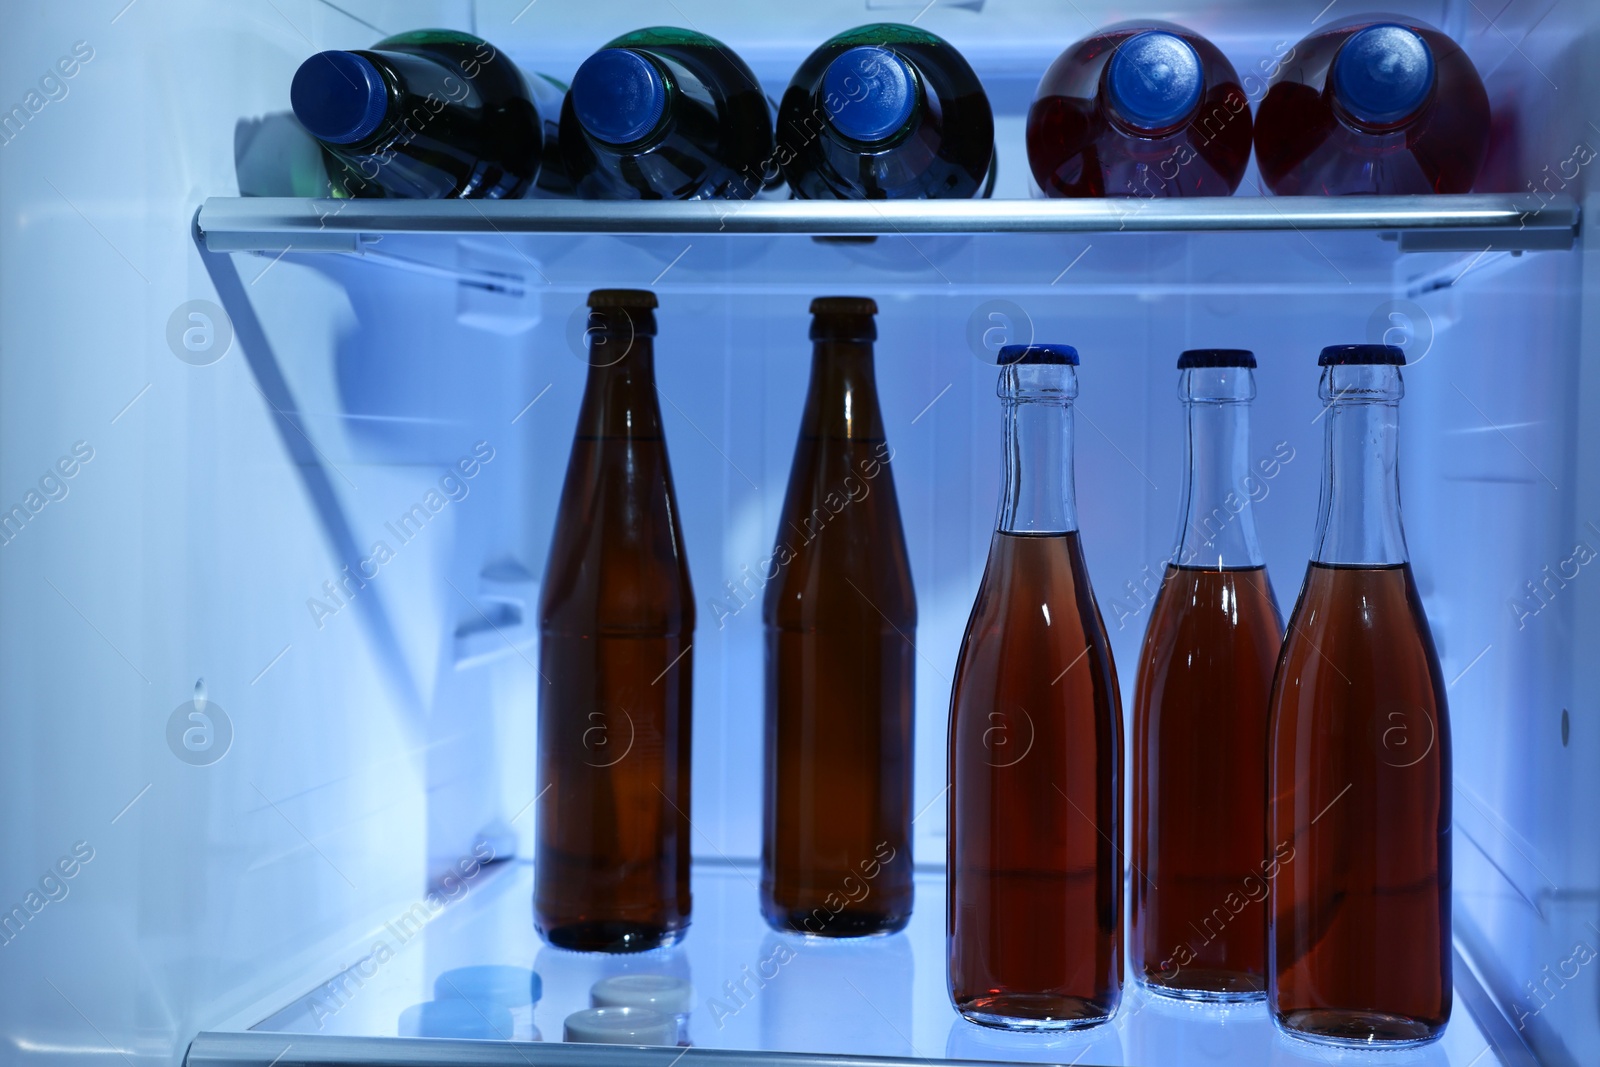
1132,564 -> 1283,999
1268,562 -> 1451,1044
949,531 -> 1123,1028
762,337 -> 916,936
536,335 -> 695,952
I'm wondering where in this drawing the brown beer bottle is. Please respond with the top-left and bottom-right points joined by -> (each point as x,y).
761,296 -> 916,937
948,343 -> 1123,1030
1268,344 -> 1451,1046
536,289 -> 695,953
1131,349 -> 1283,1002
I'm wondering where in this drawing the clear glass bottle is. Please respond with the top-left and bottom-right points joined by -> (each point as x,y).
948,343 -> 1123,1030
1132,349 -> 1284,1001
1268,344 -> 1451,1046
762,297 -> 916,937
536,289 -> 695,952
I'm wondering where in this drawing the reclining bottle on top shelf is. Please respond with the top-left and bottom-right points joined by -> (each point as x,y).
1131,349 -> 1283,1003
1268,344 -> 1451,1046
290,29 -> 569,199
536,289 -> 695,953
948,344 -> 1123,1031
762,298 -> 916,938
561,27 -> 778,200
777,24 -> 995,199
1027,21 -> 1252,198
1254,17 -> 1489,194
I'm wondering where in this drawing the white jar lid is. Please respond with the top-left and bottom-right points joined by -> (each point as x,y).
591,974 -> 694,1015
563,1006 -> 676,1046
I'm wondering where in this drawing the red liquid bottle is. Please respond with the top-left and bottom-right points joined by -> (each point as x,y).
762,297 -> 917,937
1132,350 -> 1284,1002
948,343 -> 1123,1030
536,289 -> 696,952
1254,17 -> 1489,195
1027,21 -> 1251,198
1268,344 -> 1451,1045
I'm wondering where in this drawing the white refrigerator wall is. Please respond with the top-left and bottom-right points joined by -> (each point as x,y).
0,1 -> 1595,1066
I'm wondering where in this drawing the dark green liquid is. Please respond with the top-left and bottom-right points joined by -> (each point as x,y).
779,23 -> 995,200
560,28 -> 777,200
322,30 -> 561,200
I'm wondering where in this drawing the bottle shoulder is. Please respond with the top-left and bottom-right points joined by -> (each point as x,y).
1278,562 -> 1447,704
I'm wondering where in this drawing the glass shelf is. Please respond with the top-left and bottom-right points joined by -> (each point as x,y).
183,861 -> 1524,1067
197,194 -> 1577,253
194,200 -> 1573,302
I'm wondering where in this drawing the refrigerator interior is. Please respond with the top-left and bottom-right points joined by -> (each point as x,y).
0,0 -> 1595,1065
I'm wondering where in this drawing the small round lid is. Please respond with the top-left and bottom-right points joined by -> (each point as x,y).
589,288 -> 659,310
563,1006 -> 676,1045
999,343 -> 1079,366
571,48 -> 669,145
1319,343 -> 1406,366
824,47 -> 918,143
398,999 -> 514,1040
1332,24 -> 1435,127
591,974 -> 694,1015
810,296 -> 877,316
434,965 -> 541,1006
291,51 -> 388,144
1106,31 -> 1203,132
1178,348 -> 1256,368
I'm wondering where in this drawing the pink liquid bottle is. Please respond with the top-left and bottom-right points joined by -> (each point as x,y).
1026,21 -> 1251,198
1254,16 -> 1489,195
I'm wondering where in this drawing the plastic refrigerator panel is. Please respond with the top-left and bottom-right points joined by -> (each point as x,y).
0,0 -> 520,1063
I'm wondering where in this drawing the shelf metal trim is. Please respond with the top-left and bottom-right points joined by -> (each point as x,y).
196,194 -> 1578,252
185,1032 -> 987,1067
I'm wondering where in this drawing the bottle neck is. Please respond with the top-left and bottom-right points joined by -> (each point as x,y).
997,364 -> 1078,535
579,333 -> 663,439
803,339 -> 885,440
1172,368 -> 1265,569
1312,365 -> 1408,566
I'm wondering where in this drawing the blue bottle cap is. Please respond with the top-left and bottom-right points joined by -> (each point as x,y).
1178,348 -> 1256,368
1332,24 -> 1435,126
1105,31 -> 1203,132
824,46 -> 918,143
291,51 -> 389,145
571,48 -> 669,145
1318,343 -> 1406,366
999,343 -> 1079,366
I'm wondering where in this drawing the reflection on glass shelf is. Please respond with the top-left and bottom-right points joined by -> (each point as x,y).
232,228 -> 1558,301
240,861 -> 1508,1066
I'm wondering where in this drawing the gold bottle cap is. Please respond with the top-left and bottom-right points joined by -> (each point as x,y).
810,296 -> 877,316
588,288 -> 659,310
